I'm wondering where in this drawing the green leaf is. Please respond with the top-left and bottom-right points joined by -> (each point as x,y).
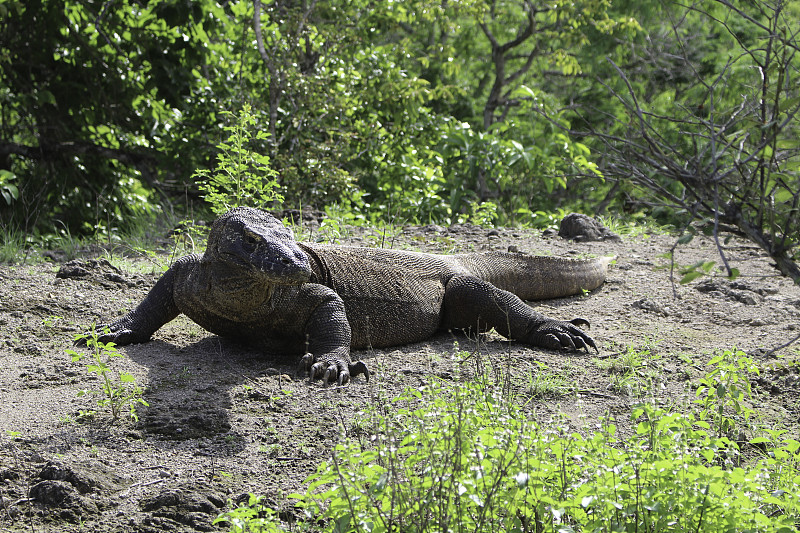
37,90 -> 57,106
680,270 -> 704,284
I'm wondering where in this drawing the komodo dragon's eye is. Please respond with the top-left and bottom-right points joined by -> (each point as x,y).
244,233 -> 259,246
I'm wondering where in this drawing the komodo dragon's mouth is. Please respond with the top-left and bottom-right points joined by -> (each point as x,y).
248,256 -> 311,285
217,243 -> 311,280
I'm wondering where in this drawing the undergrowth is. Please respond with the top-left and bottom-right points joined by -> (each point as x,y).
216,349 -> 799,532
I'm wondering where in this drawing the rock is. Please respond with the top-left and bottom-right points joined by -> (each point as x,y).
55,259 -> 146,288
39,460 -> 127,494
29,480 -> 99,521
696,279 -> 764,305
421,224 -> 445,233
632,298 -> 669,316
140,487 -> 226,532
558,213 -> 621,242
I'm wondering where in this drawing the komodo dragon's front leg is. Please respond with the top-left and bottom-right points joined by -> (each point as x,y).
296,286 -> 369,385
81,261 -> 185,346
441,275 -> 596,351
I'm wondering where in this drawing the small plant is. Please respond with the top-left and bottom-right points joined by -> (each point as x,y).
42,315 -> 64,328
317,218 -> 342,244
170,218 -> 208,259
695,348 -> 758,439
194,103 -> 283,215
595,345 -> 660,396
214,494 -> 284,533
67,327 -> 148,423
657,249 -> 740,284
0,227 -> 28,263
526,361 -> 570,398
468,200 -> 498,227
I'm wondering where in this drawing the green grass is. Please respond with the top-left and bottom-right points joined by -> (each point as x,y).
594,344 -> 662,397
0,227 -> 32,263
525,360 -> 572,398
599,214 -> 675,238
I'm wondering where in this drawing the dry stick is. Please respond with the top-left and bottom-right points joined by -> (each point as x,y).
667,214 -> 700,300
764,330 -> 800,357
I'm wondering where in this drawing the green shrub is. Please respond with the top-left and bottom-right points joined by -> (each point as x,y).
293,380 -> 799,532
694,348 -> 759,440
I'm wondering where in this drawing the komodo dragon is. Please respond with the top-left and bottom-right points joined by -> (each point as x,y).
87,207 -> 613,385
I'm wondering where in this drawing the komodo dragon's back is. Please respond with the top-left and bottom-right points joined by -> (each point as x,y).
86,207 -> 616,385
301,243 -> 609,300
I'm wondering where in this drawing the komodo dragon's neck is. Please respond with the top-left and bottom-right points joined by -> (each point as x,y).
193,260 -> 279,320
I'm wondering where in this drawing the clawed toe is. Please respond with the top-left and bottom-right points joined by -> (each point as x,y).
534,320 -> 598,354
323,363 -> 343,385
298,353 -> 315,372
300,354 -> 368,385
309,361 -> 326,381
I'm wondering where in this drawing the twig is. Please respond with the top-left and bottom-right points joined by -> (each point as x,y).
576,389 -> 617,400
764,331 -> 800,357
119,478 -> 166,497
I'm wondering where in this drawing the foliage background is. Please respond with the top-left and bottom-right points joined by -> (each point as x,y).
1,0 -> 799,278
0,0 -> 640,232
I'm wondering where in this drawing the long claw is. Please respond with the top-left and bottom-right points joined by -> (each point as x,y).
572,336 -> 589,352
349,361 -> 370,382
322,364 -> 338,385
298,353 -> 314,372
557,332 -> 577,351
570,318 -> 591,330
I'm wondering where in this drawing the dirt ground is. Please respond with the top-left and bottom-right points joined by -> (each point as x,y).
2,220 -> 800,532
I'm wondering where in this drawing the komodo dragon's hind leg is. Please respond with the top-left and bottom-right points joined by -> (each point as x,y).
441,275 -> 597,352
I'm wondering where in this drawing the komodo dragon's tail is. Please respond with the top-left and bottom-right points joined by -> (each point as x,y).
448,253 -> 615,301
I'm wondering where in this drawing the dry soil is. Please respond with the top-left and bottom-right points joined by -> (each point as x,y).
1,221 -> 799,532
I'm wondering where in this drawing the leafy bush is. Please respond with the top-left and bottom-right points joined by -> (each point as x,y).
214,494 -> 284,533
289,379 -> 799,532
695,348 -> 758,439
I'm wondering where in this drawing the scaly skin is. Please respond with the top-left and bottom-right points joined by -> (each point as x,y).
87,207 -> 614,385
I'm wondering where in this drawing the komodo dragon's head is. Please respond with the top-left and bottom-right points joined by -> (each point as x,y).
204,207 -> 311,285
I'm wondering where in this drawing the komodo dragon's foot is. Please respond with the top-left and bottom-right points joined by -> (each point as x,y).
298,354 -> 370,386
74,323 -> 148,347
528,318 -> 597,353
